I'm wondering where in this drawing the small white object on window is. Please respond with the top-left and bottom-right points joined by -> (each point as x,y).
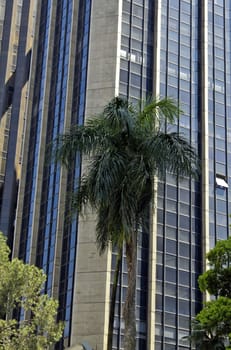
216,176 -> 228,188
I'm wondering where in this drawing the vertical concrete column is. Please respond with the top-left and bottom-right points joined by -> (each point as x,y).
70,1 -> 122,349
147,1 -> 162,349
0,0 -> 37,242
13,0 -> 58,262
0,0 -> 13,116
27,0 -> 59,266
51,0 -> 80,300
201,0 -> 210,300
13,1 -> 42,258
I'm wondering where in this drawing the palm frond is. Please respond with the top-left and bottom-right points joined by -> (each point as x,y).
86,150 -> 127,204
153,97 -> 181,123
142,132 -> 199,179
96,205 -> 112,254
52,117 -> 120,167
70,177 -> 93,212
137,97 -> 181,130
103,96 -> 135,135
52,125 -> 97,167
127,154 -> 152,194
96,204 -> 125,254
119,180 -> 139,237
69,150 -> 126,213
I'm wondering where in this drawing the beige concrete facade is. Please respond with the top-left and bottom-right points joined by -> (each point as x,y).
14,0 -> 78,302
146,1 -> 162,349
13,0 -> 41,258
0,0 -> 37,238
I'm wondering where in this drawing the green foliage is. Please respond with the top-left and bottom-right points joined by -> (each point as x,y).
206,237 -> 231,267
199,237 -> 231,297
0,234 -> 10,265
190,237 -> 231,349
187,319 -> 226,350
196,297 -> 231,338
0,232 -> 63,349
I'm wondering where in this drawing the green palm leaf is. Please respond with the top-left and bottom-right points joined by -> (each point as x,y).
142,132 -> 199,178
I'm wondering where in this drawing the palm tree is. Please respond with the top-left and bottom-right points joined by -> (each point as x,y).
54,96 -> 198,350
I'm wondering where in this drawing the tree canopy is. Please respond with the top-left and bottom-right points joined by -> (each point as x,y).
0,232 -> 63,350
199,237 -> 231,298
190,237 -> 231,349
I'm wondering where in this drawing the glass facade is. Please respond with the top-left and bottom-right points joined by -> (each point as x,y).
19,0 -> 52,262
155,1 -> 202,349
58,0 -> 91,345
117,0 -> 202,349
119,0 -> 154,102
208,0 -> 231,246
18,0 -> 91,347
37,0 -> 73,293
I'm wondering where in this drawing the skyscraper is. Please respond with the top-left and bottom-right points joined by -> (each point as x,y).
11,0 -> 231,349
0,0 -> 37,245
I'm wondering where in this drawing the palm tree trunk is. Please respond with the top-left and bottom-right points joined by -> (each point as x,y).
123,233 -> 137,350
107,246 -> 122,350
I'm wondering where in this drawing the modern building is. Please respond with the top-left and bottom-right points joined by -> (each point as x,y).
10,0 -> 231,349
0,0 -> 37,246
